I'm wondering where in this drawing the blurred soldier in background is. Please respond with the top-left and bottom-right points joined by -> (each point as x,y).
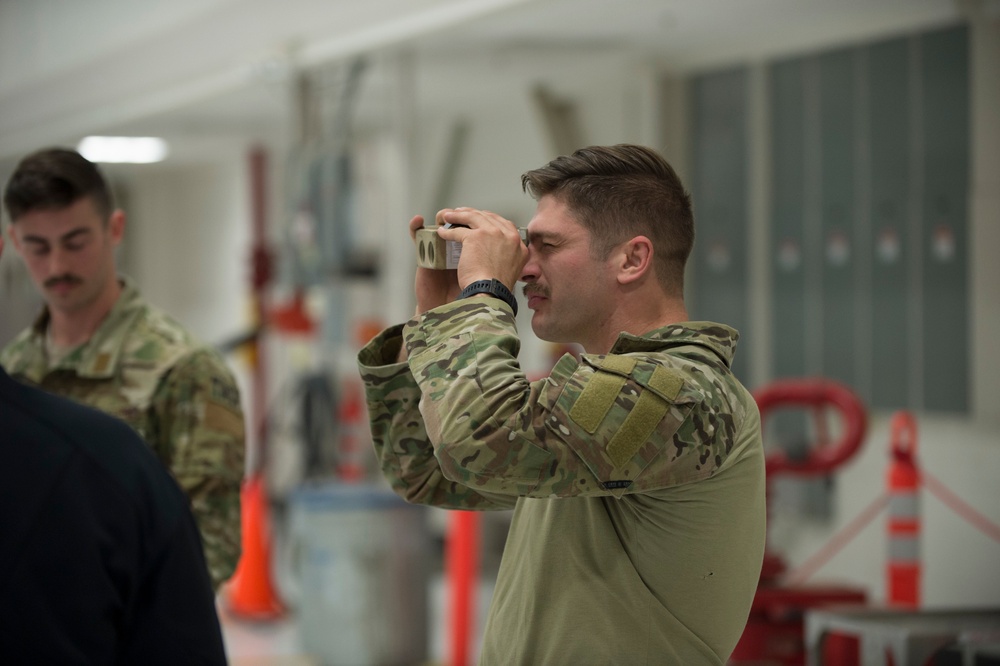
1,148 -> 245,590
0,231 -> 227,664
359,144 -> 766,664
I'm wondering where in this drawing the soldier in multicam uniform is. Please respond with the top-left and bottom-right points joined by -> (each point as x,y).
1,148 -> 245,590
359,144 -> 767,665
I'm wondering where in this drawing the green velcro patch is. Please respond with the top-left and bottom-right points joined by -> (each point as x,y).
606,389 -> 668,468
570,371 -> 627,434
648,365 -> 683,401
601,354 -> 637,375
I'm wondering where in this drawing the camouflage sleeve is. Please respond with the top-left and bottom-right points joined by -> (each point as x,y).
403,300 -> 760,500
150,348 -> 245,590
358,324 -> 517,511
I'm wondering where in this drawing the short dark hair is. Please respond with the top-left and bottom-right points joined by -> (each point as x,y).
3,148 -> 114,222
521,144 -> 694,296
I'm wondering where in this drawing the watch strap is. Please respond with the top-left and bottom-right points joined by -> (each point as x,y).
457,279 -> 518,316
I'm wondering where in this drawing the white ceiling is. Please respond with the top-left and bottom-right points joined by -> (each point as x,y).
0,0 -> 966,165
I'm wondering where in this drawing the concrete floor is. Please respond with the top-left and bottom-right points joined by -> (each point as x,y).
220,575 -> 496,666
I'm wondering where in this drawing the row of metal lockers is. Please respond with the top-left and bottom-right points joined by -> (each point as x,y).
688,24 -> 969,413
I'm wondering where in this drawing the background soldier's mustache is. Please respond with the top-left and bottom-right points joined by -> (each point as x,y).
45,275 -> 81,287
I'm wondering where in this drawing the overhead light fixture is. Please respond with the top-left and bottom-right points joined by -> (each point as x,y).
77,136 -> 169,164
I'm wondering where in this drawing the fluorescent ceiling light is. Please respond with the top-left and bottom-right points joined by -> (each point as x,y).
77,136 -> 169,163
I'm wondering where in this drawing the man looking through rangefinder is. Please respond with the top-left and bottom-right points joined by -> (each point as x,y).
359,144 -> 766,665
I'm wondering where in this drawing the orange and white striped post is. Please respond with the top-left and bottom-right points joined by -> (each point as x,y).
336,378 -> 367,482
886,411 -> 921,608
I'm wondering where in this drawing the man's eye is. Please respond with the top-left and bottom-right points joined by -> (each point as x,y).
63,236 -> 90,251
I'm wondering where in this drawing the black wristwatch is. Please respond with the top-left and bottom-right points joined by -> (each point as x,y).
457,279 -> 518,316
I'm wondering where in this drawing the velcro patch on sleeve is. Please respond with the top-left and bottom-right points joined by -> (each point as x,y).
569,371 -> 627,434
568,354 -> 641,434
204,399 -> 245,436
606,389 -> 669,468
647,365 -> 684,401
600,354 -> 637,376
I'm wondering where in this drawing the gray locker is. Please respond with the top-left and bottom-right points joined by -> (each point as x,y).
920,25 -> 969,412
819,49 -> 860,390
689,68 -> 751,381
868,36 -> 913,410
770,58 -> 809,381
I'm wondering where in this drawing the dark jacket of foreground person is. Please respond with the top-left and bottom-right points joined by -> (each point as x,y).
0,366 -> 227,665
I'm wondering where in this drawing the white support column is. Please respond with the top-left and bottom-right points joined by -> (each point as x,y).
383,49 -> 419,326
964,0 -> 1000,424
657,74 -> 689,185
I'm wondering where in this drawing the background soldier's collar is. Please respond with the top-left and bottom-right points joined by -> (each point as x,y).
58,278 -> 145,379
30,306 -> 51,337
75,294 -> 144,378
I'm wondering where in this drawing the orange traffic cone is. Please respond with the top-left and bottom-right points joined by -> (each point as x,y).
223,474 -> 285,619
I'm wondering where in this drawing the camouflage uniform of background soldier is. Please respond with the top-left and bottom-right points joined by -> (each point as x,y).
1,278 -> 245,589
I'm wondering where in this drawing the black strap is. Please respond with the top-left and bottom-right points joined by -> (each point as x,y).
457,279 -> 518,316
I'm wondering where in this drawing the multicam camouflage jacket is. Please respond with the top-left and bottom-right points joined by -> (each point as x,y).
358,298 -> 762,505
360,299 -> 767,663
1,279 -> 245,590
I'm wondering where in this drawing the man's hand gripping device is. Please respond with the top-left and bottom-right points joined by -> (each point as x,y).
415,223 -> 528,269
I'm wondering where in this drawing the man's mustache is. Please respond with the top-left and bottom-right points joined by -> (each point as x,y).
44,275 -> 82,288
522,284 -> 548,298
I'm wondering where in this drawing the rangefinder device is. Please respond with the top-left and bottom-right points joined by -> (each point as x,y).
415,226 -> 462,270
415,223 -> 528,270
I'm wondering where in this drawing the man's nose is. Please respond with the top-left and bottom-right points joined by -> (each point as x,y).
47,246 -> 71,275
519,248 -> 538,283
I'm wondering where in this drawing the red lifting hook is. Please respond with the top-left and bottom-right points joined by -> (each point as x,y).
753,378 -> 868,477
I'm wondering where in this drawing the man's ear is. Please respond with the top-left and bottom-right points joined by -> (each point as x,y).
108,209 -> 126,246
617,236 -> 653,285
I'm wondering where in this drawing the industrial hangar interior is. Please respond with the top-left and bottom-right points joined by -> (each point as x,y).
1,0 -> 998,664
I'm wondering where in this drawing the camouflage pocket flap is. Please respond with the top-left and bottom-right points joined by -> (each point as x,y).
580,354 -> 691,403
539,355 -> 699,495
579,353 -> 635,377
